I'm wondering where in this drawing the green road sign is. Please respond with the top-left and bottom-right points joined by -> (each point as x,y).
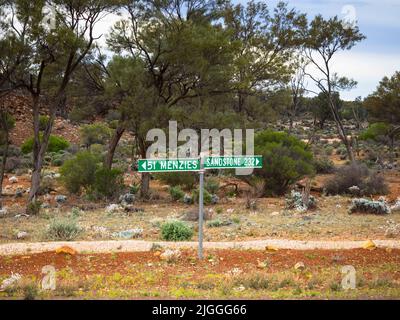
138,158 -> 200,172
204,155 -> 262,169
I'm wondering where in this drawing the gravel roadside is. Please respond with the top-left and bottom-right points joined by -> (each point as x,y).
1,239 -> 400,255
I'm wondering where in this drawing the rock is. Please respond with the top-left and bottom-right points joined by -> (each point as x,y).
55,195 -> 67,204
112,228 -> 143,239
211,194 -> 219,205
160,249 -> 181,262
362,239 -> 377,250
15,188 -> 24,198
294,262 -> 305,271
265,245 -> 279,252
105,204 -> 121,213
183,194 -> 193,205
390,199 -> 400,213
0,273 -> 22,291
119,193 -> 135,205
0,208 -> 8,217
55,246 -> 77,255
226,208 -> 234,214
270,211 -> 279,216
16,231 -> 28,239
14,213 -> 29,218
8,176 -> 18,184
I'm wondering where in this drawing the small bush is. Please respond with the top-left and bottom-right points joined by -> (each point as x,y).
93,167 -> 124,199
155,172 -> 197,190
59,151 -> 98,194
46,217 -> 82,241
313,157 -> 335,174
205,177 -> 220,194
349,198 -> 391,215
21,134 -> 70,154
26,200 -> 42,215
324,163 -> 388,195
161,221 -> 193,241
39,115 -> 49,131
251,130 -> 314,196
23,283 -> 39,300
192,188 -> 212,205
80,123 -> 111,148
170,186 -> 185,201
207,219 -> 232,228
236,274 -> 270,290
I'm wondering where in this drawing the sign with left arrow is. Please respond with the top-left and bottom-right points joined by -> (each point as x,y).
137,158 -> 200,172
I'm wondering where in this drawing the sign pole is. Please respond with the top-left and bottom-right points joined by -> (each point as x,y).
198,157 -> 205,260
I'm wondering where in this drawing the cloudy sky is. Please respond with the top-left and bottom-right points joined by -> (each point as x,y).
234,0 -> 400,100
97,0 -> 399,101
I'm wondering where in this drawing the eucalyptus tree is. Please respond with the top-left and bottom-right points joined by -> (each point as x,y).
0,0 -> 123,211
222,0 -> 307,118
303,15 -> 365,162
107,0 -> 237,197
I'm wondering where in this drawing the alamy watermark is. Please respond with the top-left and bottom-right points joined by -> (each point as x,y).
145,121 -> 255,175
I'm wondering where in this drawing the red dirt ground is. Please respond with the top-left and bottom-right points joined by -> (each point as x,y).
1,249 -> 400,282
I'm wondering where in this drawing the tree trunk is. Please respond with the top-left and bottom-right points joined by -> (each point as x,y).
0,130 -> 9,209
138,136 -> 150,198
104,125 -> 125,170
327,96 -> 355,163
26,95 -> 57,210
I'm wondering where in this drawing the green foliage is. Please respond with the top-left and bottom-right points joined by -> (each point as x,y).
0,112 -> 16,134
155,172 -> 197,190
93,167 -> 124,199
129,183 -> 140,195
192,188 -> 212,205
46,217 -> 81,241
59,151 -> 98,194
161,221 -> 193,241
364,71 -> 400,124
204,177 -> 220,194
80,123 -> 111,148
251,130 -> 314,196
313,157 -> 335,174
39,115 -> 49,131
26,200 -> 42,216
359,122 -> 390,141
21,134 -> 70,154
169,186 -> 185,201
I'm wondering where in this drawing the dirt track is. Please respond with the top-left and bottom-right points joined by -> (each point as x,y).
1,239 -> 400,255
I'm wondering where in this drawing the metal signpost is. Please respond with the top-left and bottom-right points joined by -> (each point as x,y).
136,155 -> 263,259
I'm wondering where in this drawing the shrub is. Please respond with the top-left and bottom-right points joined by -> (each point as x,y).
155,172 -> 197,190
324,163 -> 388,195
46,217 -> 82,241
204,177 -> 220,194
286,190 -> 317,212
26,200 -> 42,215
170,186 -> 185,201
359,122 -> 390,142
93,167 -> 124,199
21,134 -> 70,154
349,198 -> 391,215
192,188 -> 212,205
313,157 -> 335,174
59,151 -> 98,194
80,123 -> 111,148
251,130 -> 314,196
39,115 -> 49,131
161,221 -> 193,241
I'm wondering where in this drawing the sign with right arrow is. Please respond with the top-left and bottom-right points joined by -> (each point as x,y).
204,155 -> 263,169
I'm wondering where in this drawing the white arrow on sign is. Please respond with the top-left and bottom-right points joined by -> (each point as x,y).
141,162 -> 147,170
255,158 -> 260,166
